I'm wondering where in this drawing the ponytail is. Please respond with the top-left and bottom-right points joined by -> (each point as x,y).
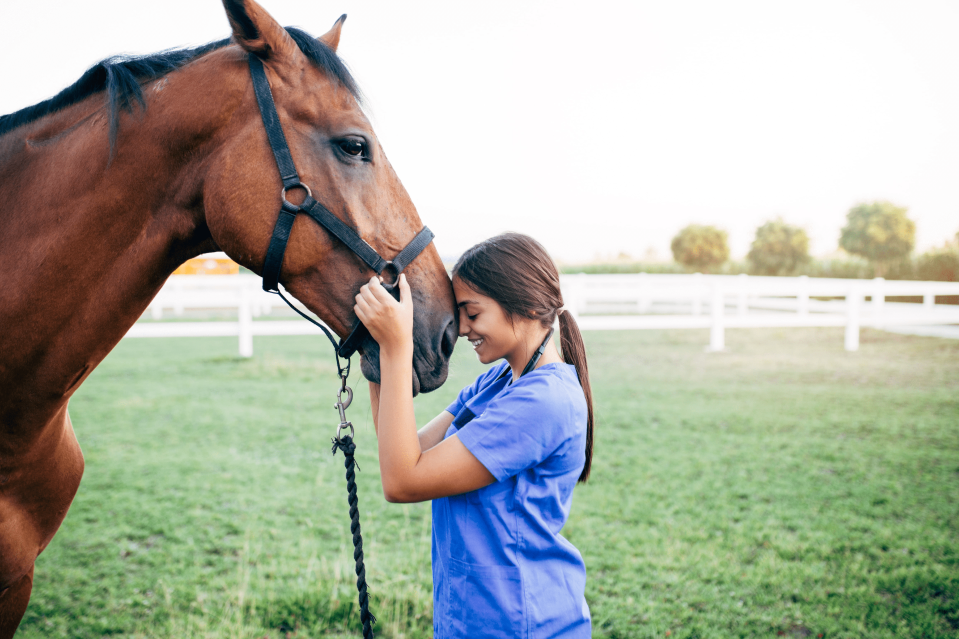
558,311 -> 593,482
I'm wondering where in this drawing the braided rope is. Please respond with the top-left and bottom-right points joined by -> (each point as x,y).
331,435 -> 375,639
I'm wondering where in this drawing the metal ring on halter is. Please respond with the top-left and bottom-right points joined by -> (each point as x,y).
281,182 -> 313,207
379,260 -> 400,291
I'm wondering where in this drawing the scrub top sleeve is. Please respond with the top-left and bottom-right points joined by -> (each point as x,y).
456,376 -> 572,482
446,361 -> 509,417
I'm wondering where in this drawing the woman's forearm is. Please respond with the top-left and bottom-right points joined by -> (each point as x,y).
368,381 -> 381,434
369,380 -> 453,451
374,343 -> 421,501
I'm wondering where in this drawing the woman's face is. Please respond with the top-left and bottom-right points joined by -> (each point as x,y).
453,276 -> 528,366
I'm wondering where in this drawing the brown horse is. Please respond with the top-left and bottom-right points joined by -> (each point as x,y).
0,1 -> 457,634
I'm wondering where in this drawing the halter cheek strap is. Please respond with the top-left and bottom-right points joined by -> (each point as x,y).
248,54 -> 435,360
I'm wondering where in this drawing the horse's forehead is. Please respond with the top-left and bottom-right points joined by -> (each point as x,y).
281,65 -> 366,125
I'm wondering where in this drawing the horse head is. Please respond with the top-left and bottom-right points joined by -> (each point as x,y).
202,0 -> 457,394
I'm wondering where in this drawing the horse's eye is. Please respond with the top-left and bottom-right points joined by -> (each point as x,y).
338,138 -> 366,157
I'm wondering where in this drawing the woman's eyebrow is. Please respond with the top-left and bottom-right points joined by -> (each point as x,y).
456,300 -> 479,308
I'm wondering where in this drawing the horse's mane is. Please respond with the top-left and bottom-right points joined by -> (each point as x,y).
0,27 -> 361,149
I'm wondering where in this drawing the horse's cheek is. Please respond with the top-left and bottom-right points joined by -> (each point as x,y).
202,163 -> 273,268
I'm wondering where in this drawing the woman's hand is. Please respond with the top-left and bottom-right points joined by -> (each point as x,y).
354,274 -> 414,357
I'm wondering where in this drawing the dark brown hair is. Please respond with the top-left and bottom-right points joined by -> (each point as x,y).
452,233 -> 594,482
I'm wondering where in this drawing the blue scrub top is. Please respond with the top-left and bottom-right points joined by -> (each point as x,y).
432,360 -> 591,638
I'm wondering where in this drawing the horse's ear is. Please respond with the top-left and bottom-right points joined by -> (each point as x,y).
222,0 -> 298,60
319,14 -> 347,52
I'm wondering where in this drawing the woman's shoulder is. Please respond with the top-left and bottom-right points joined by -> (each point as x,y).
507,363 -> 586,414
521,362 -> 580,390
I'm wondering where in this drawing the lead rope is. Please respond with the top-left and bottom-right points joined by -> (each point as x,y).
273,290 -> 375,636
330,369 -> 376,639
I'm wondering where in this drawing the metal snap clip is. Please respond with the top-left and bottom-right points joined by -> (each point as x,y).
334,384 -> 354,441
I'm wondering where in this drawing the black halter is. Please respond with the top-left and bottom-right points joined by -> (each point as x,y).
248,54 -> 434,363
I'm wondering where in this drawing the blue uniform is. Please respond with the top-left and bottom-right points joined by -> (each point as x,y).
432,360 -> 591,638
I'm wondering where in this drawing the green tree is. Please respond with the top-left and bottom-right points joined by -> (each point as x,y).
747,218 -> 811,275
670,224 -> 729,272
838,201 -> 915,276
915,231 -> 959,282
916,250 -> 959,281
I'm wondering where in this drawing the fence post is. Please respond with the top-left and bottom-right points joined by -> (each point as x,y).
239,281 -> 254,357
923,286 -> 935,313
692,273 -> 703,315
873,277 -> 885,328
845,283 -> 861,352
737,273 -> 748,315
709,281 -> 725,351
150,299 -> 163,320
251,280 -> 262,318
637,272 -> 650,313
798,275 -> 809,316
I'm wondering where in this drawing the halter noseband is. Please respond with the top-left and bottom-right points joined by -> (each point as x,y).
248,54 -> 434,360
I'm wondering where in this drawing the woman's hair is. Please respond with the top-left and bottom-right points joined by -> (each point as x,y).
452,232 -> 594,482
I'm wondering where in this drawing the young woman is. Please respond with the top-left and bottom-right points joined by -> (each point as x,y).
354,233 -> 594,638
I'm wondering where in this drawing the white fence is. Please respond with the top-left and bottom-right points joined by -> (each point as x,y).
127,272 -> 959,356
561,273 -> 959,351
130,275 -> 313,357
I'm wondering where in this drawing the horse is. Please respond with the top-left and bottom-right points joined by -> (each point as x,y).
0,1 -> 458,635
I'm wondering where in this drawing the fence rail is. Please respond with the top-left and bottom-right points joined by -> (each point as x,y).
127,272 -> 959,356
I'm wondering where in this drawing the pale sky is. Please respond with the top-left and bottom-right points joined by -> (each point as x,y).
2,0 -> 957,262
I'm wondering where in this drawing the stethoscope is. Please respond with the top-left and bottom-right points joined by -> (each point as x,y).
495,328 -> 555,383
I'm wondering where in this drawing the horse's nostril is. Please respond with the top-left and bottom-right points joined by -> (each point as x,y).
441,317 -> 457,358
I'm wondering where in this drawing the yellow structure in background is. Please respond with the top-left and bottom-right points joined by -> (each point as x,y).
173,252 -> 239,275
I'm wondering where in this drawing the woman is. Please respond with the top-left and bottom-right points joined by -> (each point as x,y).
354,233 -> 594,638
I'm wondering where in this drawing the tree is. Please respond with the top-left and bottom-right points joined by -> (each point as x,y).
916,249 -> 959,282
916,231 -> 959,282
670,225 -> 729,272
839,201 -> 915,276
747,218 -> 811,275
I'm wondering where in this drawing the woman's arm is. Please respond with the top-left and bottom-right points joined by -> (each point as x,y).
369,381 -> 454,452
355,276 -> 495,503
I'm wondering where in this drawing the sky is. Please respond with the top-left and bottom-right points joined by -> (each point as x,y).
2,0 -> 957,262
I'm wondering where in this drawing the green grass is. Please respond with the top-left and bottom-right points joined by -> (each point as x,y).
17,328 -> 959,638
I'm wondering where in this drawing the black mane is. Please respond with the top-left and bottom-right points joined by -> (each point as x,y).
0,27 -> 361,147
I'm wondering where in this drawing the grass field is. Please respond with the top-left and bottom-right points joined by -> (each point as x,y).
17,327 -> 959,638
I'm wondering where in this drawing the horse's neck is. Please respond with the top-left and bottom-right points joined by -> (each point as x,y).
0,76 -> 233,431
